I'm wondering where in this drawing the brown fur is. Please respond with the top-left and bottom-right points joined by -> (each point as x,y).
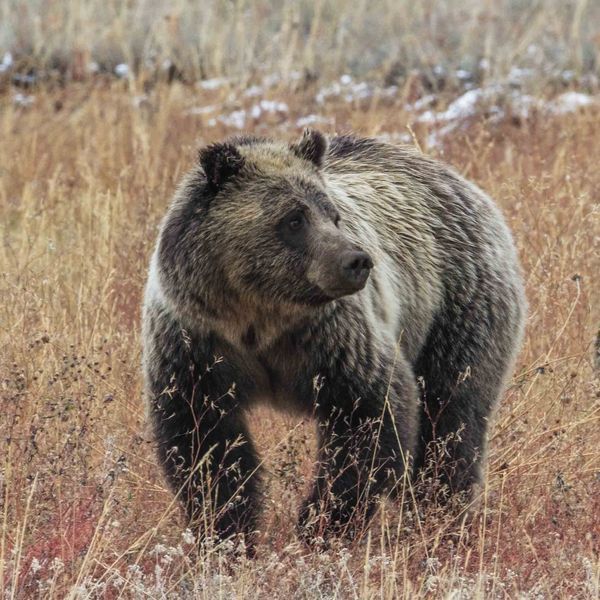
142,130 -> 526,547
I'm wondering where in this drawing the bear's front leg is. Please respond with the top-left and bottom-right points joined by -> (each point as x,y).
144,310 -> 262,550
298,351 -> 418,542
153,385 -> 262,549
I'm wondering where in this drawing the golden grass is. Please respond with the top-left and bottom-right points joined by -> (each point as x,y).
0,81 -> 598,598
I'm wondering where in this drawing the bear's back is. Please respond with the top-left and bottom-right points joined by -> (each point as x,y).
322,134 -> 525,361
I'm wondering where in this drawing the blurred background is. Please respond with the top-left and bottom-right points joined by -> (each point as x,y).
2,0 -> 599,89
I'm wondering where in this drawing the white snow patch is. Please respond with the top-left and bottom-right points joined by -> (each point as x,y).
296,114 -> 334,128
376,132 -> 412,144
0,51 -> 13,72
259,70 -> 304,86
218,109 -> 246,129
316,82 -> 342,104
417,86 -> 506,124
244,85 -> 263,97
508,66 -> 535,87
258,99 -> 288,113
114,63 -> 130,78
427,122 -> 461,149
560,70 -> 576,84
547,92 -> 596,114
316,75 -> 396,105
198,77 -> 228,90
248,99 -> 288,120
418,87 -> 597,149
433,88 -> 488,121
250,104 -> 262,119
206,103 -> 289,128
186,105 -> 218,116
405,94 -> 437,113
510,93 -> 542,119
344,81 -> 372,102
13,93 -> 35,107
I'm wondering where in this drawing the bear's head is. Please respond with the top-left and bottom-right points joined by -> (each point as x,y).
157,130 -> 373,326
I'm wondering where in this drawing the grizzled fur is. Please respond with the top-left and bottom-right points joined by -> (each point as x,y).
142,130 -> 526,546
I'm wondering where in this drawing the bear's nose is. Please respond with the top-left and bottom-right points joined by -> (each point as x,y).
340,250 -> 373,290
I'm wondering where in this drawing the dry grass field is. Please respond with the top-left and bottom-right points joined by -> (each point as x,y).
3,0 -> 599,87
1,2 -> 600,598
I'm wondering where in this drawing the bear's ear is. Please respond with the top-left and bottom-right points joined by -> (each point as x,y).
290,129 -> 328,168
198,142 -> 245,192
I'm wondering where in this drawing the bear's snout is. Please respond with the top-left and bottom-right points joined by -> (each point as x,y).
308,243 -> 373,299
339,250 -> 373,291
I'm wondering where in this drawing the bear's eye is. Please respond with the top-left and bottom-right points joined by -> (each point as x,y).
288,212 -> 305,232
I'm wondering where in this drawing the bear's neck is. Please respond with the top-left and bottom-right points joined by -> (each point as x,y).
209,299 -> 315,353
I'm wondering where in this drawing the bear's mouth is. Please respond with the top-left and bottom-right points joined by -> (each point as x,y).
323,281 -> 369,298
295,284 -> 338,306
299,282 -> 366,306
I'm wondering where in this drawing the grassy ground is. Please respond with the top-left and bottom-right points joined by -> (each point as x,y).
0,74 -> 599,597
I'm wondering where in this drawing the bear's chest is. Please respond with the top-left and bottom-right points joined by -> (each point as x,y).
230,327 -> 315,414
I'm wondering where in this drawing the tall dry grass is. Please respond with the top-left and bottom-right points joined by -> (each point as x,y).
2,0 -> 599,89
0,79 -> 598,597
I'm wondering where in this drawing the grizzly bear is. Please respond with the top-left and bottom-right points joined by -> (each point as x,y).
142,130 -> 526,547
